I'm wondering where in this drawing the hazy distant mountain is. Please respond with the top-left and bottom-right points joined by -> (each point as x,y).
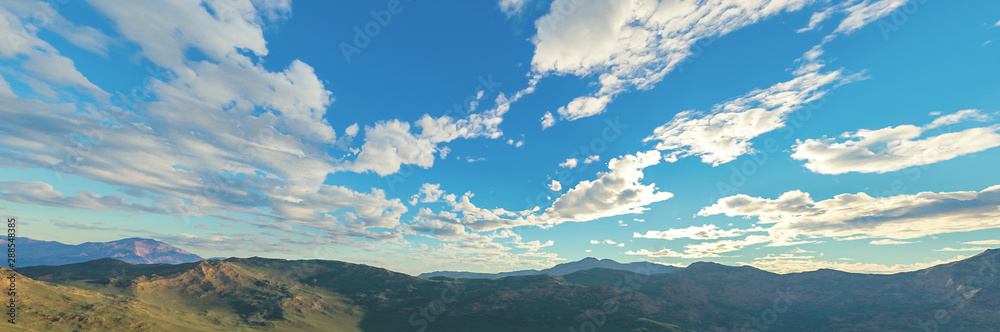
10,249 -> 997,331
4,237 -> 203,266
419,257 -> 683,278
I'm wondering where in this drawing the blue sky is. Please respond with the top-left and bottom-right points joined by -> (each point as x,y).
2,0 -> 1000,275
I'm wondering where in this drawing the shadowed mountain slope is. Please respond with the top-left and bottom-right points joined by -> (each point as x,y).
4,249 -> 997,331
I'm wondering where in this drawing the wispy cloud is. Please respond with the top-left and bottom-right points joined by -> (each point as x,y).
700,185 -> 1000,242
792,110 -> 1000,174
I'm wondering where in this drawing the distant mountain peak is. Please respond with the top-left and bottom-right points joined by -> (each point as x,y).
419,257 -> 682,279
12,237 -> 203,267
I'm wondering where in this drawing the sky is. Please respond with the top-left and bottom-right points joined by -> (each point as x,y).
1,0 -> 1000,276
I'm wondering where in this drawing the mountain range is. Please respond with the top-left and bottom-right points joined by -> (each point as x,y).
3,237 -> 203,266
420,257 -> 683,278
4,247 -> 998,331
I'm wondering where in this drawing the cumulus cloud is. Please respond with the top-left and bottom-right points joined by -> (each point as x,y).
541,111 -> 555,129
406,151 -> 673,232
410,183 -> 446,206
559,158 -> 578,169
346,77 -> 540,175
699,185 -> 1000,241
645,69 -> 862,166
349,120 -> 438,176
583,155 -> 600,164
0,0 -> 408,241
791,110 -> 1000,174
549,180 -> 562,192
541,151 -> 673,223
531,0 -> 814,125
634,224 -> 764,240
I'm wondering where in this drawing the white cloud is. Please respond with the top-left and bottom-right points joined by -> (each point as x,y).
541,111 -> 555,129
557,95 -> 611,121
541,151 -> 673,224
796,6 -> 837,33
0,73 -> 14,98
85,0 -> 288,71
700,185 -> 1000,241
832,0 -> 908,36
412,151 -> 673,232
346,77 -> 540,175
792,110 -> 1000,174
590,240 -> 600,244
0,0 -> 409,241
963,240 -> 1000,246
549,180 -> 562,192
559,158 -> 578,169
516,240 -> 554,251
344,123 -> 360,137
346,120 -> 436,176
740,254 -> 968,274
498,0 -> 530,16
626,235 -> 771,259
792,0 -> 907,79
0,5 -> 106,98
1,0 -> 113,55
0,181 -> 197,216
634,224 -> 764,240
869,239 -> 915,245
409,183 -> 446,206
645,69 -> 861,166
583,155 -> 600,164
604,239 -> 617,245
531,0 -> 814,124
926,109 -> 990,129
933,247 -> 993,252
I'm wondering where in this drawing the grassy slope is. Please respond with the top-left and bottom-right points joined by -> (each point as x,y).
4,260 -> 367,332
